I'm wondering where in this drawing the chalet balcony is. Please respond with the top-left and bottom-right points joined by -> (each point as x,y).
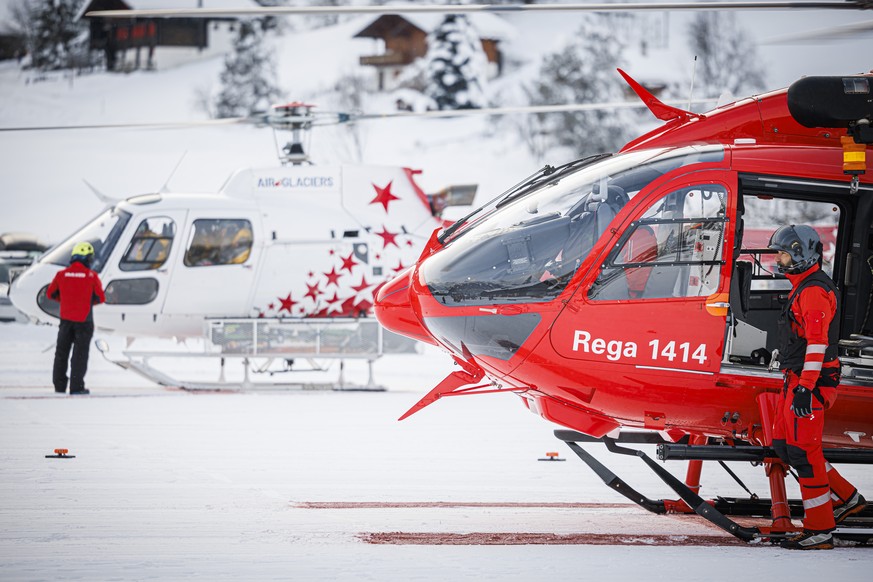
359,52 -> 413,67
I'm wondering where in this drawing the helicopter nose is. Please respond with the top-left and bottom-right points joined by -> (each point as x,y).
8,265 -> 55,323
374,267 -> 437,346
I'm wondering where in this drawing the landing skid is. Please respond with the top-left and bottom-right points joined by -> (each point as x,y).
556,430 -> 873,544
97,349 -> 386,391
93,317 -> 394,391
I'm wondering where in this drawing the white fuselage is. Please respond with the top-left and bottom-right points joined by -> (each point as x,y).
10,164 -> 443,338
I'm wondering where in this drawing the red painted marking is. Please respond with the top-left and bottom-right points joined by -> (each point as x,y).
294,501 -> 632,509
359,532 -> 749,546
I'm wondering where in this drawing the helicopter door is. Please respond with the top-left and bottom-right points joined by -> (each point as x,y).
160,215 -> 261,323
551,172 -> 737,375
97,212 -> 186,335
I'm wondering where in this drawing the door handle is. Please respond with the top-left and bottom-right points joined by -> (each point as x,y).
704,293 -> 730,317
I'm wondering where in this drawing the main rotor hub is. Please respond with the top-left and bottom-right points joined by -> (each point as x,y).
266,102 -> 317,165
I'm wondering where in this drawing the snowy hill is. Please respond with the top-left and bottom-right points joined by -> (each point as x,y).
0,6 -> 870,244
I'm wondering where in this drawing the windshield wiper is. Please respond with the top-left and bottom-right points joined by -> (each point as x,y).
438,165 -> 556,244
494,154 -> 613,211
437,153 -> 613,245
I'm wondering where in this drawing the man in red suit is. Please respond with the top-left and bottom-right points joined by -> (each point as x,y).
769,225 -> 866,550
47,242 -> 105,395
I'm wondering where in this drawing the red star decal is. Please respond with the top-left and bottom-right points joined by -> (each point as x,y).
323,267 -> 342,287
340,252 -> 358,274
351,275 -> 373,294
375,225 -> 399,249
406,239 -> 414,247
329,249 -> 335,255
369,181 -> 400,212
268,302 -> 275,310
308,271 -> 314,278
277,293 -> 296,314
305,282 -> 321,301
393,260 -> 406,273
325,291 -> 341,304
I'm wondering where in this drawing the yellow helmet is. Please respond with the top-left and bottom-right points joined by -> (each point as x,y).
71,241 -> 94,257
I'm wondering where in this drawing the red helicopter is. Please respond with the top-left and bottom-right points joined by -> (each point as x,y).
375,70 -> 873,543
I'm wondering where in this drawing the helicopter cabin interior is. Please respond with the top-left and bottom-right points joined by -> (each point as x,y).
726,173 -> 873,383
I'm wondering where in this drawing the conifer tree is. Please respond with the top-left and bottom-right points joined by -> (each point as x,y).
524,14 -> 634,159
214,20 -> 283,118
424,14 -> 487,110
688,12 -> 766,99
23,0 -> 89,71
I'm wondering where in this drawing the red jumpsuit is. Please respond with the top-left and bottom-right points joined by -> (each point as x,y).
772,264 -> 857,532
47,261 -> 105,393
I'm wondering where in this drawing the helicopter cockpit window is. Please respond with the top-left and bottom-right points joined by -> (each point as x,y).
421,145 -> 725,306
104,278 -> 159,305
40,208 -> 132,273
119,217 -> 176,272
184,219 -> 253,267
589,184 -> 728,300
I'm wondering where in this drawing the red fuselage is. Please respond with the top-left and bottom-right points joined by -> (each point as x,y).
376,85 -> 873,449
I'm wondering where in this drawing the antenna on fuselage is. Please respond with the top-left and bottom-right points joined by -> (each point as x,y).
159,151 -> 188,193
688,55 -> 697,111
266,102 -> 315,165
82,179 -> 115,206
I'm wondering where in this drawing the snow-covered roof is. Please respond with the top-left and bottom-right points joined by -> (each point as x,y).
358,4 -> 516,41
77,0 -> 260,21
104,0 -> 258,9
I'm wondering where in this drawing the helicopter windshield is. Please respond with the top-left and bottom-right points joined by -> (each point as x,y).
421,145 -> 725,306
40,207 -> 132,273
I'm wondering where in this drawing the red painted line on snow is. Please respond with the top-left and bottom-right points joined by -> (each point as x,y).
359,532 -> 749,546
294,501 -> 633,509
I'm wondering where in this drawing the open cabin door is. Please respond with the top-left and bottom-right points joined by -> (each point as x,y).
551,170 -> 738,376
722,176 -> 845,368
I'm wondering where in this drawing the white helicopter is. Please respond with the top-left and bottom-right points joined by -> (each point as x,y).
9,103 -> 472,338
8,104 -> 470,381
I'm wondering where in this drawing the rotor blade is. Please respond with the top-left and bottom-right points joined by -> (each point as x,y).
0,117 -> 252,133
764,18 -> 873,42
0,99 -> 723,132
342,98 -> 721,122
86,2 -> 867,19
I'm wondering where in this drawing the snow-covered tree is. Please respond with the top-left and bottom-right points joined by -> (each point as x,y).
214,20 -> 283,119
688,12 -> 767,99
330,72 -> 370,162
13,0 -> 91,71
524,14 -> 634,160
424,14 -> 488,110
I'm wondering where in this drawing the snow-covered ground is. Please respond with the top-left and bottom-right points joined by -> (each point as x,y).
2,322 -> 873,581
2,6 -> 873,580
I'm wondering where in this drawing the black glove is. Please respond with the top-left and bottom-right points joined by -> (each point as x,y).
791,387 -> 813,418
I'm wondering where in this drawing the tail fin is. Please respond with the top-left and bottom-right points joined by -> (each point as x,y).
617,68 -> 698,123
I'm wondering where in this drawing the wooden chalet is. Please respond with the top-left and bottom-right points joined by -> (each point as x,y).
354,13 -> 515,91
77,0 -> 255,71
